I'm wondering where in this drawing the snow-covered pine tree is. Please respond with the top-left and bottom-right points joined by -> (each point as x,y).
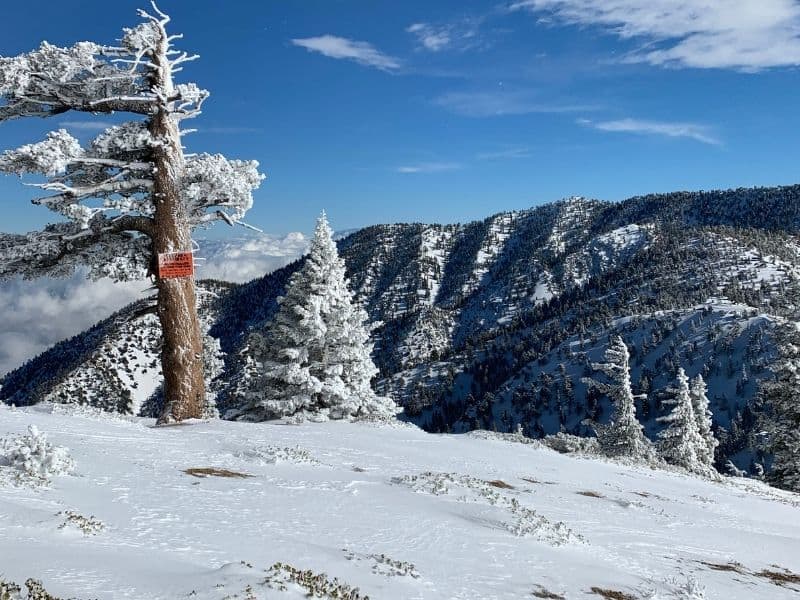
689,374 -> 718,471
583,336 -> 653,460
658,368 -> 709,475
236,212 -> 397,422
201,329 -> 224,420
0,4 -> 263,423
759,322 -> 800,492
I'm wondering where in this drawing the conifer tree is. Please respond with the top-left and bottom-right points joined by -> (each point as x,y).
689,374 -> 718,470
0,4 -> 264,423
584,336 -> 653,459
658,368 -> 709,474
237,212 -> 397,421
759,322 -> 800,492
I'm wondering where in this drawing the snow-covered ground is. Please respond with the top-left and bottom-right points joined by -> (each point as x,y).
1,405 -> 799,599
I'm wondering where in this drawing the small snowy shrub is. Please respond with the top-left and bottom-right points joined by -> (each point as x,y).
21,579 -> 62,600
642,575 -> 707,599
724,460 -> 747,477
58,511 -> 105,536
233,444 -> 318,466
263,562 -> 368,599
391,471 -> 584,546
542,432 -> 600,455
343,550 -> 420,579
0,579 -> 22,600
0,578 -> 64,600
0,425 -> 75,484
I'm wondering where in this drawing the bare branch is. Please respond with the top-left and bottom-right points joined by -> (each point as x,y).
107,214 -> 154,236
0,215 -> 153,281
87,94 -> 157,109
127,303 -> 158,322
149,1 -> 171,25
171,52 -> 199,67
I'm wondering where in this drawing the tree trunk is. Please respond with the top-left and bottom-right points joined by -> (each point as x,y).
149,26 -> 205,424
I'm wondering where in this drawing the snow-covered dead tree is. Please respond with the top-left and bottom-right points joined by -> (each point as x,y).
0,4 -> 264,423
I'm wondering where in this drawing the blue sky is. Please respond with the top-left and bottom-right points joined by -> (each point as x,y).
1,0 -> 799,235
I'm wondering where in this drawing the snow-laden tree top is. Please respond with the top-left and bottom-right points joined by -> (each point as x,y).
0,3 -> 200,120
0,2 -> 264,281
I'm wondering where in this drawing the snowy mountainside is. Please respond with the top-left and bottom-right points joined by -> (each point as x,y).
0,231 -> 310,379
0,405 -> 799,599
0,280 -> 234,416
4,184 -> 800,478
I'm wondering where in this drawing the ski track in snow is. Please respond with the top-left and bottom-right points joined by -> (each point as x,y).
0,405 -> 799,599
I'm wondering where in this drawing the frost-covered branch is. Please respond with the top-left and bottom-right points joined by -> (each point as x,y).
0,215 -> 152,281
34,176 -> 153,200
0,128 -> 156,229
183,153 -> 264,227
0,9 -> 207,123
0,129 -> 82,176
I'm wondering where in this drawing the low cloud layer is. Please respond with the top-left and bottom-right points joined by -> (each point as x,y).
0,275 -> 148,378
194,232 -> 308,283
0,232 -> 309,377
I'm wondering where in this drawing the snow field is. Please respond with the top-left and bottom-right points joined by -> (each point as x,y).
0,405 -> 798,599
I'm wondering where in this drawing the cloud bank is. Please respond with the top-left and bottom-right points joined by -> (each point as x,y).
0,233 -> 309,377
194,232 -> 308,283
0,275 -> 148,378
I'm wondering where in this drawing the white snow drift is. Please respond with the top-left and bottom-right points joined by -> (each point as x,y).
0,404 -> 798,599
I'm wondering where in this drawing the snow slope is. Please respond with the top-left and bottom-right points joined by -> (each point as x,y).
1,405 -> 798,599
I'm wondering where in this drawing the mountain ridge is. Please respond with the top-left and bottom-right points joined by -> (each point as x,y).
4,183 -> 800,477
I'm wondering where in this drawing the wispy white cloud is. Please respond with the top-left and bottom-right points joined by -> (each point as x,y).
476,147 -> 532,160
434,90 -> 597,117
407,23 -> 453,51
59,120 -> 115,131
396,162 -> 462,174
291,35 -> 401,71
509,0 -> 800,70
578,117 -> 721,145
406,18 -> 485,52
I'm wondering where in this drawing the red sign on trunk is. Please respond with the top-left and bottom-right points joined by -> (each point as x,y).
158,251 -> 194,279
